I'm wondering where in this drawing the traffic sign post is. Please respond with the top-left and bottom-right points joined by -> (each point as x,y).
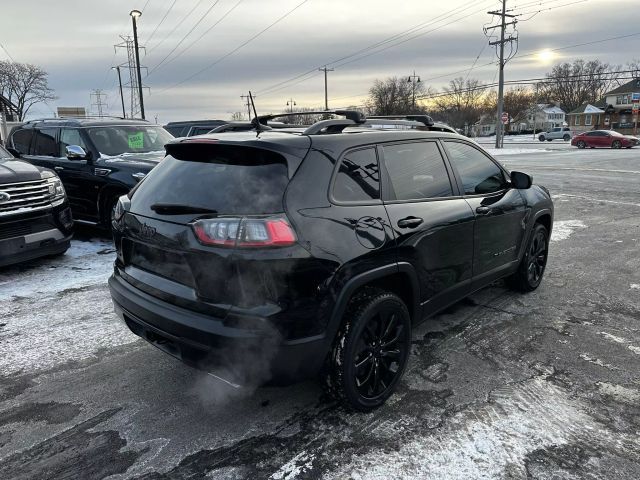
501,112 -> 509,124
633,103 -> 639,135
500,112 -> 509,148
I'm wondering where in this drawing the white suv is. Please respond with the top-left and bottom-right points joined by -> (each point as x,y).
539,127 -> 572,142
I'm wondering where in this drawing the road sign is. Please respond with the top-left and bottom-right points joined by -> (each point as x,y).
632,92 -> 640,101
501,112 -> 509,124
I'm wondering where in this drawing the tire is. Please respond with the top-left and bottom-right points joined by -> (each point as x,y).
325,288 -> 411,412
577,140 -> 586,149
563,134 -> 570,141
507,223 -> 549,293
538,135 -> 545,142
612,140 -> 622,149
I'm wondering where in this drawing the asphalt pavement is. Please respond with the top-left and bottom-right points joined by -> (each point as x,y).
1,146 -> 639,479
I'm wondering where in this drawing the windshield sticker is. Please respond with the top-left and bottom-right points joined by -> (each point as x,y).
128,132 -> 144,149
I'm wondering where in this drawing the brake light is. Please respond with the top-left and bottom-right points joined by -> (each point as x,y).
192,216 -> 296,247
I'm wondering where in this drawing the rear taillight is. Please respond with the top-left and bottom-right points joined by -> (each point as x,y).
192,216 -> 296,248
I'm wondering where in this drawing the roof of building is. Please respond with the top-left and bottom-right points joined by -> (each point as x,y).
539,104 -> 565,114
568,102 -> 605,115
605,78 -> 640,96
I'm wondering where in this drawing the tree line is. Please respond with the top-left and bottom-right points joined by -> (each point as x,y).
362,59 -> 640,131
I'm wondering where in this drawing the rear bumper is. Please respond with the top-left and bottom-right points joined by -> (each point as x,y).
108,272 -> 328,385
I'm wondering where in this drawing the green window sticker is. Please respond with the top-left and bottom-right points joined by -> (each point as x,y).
128,132 -> 144,149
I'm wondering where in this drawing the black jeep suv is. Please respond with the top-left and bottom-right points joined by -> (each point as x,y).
0,143 -> 73,267
8,118 -> 174,227
108,112 -> 553,411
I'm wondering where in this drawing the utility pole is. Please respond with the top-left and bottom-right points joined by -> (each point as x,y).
287,98 -> 296,113
90,89 -> 108,117
487,1 -> 517,148
240,94 -> 254,119
407,70 -> 421,110
318,67 -> 334,110
115,35 -> 148,119
112,66 -> 126,118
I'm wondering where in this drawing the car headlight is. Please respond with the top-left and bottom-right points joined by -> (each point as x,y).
46,176 -> 66,199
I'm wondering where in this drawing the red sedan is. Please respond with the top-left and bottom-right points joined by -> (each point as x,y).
571,130 -> 639,149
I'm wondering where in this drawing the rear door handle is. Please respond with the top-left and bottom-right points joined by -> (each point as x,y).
54,166 -> 64,172
397,216 -> 423,229
476,206 -> 491,215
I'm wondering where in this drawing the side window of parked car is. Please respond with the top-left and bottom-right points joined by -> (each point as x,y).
11,129 -> 34,155
333,147 -> 380,202
59,128 -> 88,156
32,128 -> 59,156
382,141 -> 453,200
444,141 -> 506,195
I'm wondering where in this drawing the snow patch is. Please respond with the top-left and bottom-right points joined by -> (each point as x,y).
597,382 -> 640,404
483,148 -> 549,156
270,451 -> 315,480
579,353 -> 618,370
0,239 -> 115,301
630,284 -> 640,290
599,332 -> 627,344
551,220 -> 586,241
628,345 -> 640,355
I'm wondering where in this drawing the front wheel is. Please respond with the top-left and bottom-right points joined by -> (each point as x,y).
563,134 -> 570,141
612,140 -> 622,149
538,135 -> 545,142
577,140 -> 586,149
507,223 -> 549,292
325,289 -> 411,412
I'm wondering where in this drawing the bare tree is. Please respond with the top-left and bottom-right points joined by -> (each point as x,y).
541,59 -> 617,113
229,111 -> 245,121
365,76 -> 430,115
432,77 -> 488,129
483,86 -> 535,130
0,61 -> 56,121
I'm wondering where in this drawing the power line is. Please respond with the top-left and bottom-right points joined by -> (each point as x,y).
144,0 -> 179,45
148,0 -> 244,73
146,0 -> 223,77
255,0 -> 492,97
156,0 -> 311,94
147,0 -> 208,53
0,42 -> 15,62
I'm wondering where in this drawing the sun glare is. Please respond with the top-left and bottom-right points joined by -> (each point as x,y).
537,49 -> 556,64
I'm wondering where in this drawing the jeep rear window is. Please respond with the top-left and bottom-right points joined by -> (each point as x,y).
131,146 -> 289,215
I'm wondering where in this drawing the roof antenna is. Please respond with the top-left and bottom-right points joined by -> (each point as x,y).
248,91 -> 263,135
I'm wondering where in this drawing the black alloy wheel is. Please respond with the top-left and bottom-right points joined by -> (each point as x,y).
563,134 -> 571,141
538,135 -> 545,142
577,140 -> 586,149
507,223 -> 549,292
612,140 -> 622,149
526,227 -> 548,287
326,289 -> 411,411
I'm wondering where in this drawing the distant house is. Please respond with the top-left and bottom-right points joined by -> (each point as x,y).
567,78 -> 640,134
566,101 -> 607,134
472,114 -> 496,137
524,104 -> 566,132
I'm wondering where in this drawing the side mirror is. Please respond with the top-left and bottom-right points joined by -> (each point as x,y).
6,147 -> 20,158
66,145 -> 88,160
510,170 -> 532,189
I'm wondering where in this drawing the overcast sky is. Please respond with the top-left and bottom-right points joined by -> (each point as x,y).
1,0 -> 638,123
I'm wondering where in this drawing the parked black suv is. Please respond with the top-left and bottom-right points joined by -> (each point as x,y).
8,118 -> 173,227
163,120 -> 227,137
108,112 -> 553,411
0,143 -> 73,267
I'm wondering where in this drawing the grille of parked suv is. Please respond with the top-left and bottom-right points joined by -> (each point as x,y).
0,179 -> 54,215
0,215 -> 55,240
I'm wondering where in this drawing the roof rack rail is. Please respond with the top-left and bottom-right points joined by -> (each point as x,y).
254,109 -> 366,126
23,115 -> 130,124
366,115 -> 434,127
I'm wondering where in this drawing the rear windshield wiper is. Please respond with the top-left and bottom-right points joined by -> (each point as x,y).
150,203 -> 218,215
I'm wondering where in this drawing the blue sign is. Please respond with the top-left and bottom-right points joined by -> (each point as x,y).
633,92 -> 640,101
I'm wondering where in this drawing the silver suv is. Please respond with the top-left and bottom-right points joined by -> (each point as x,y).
539,127 -> 572,142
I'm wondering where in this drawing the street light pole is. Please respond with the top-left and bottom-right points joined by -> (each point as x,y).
130,10 -> 145,120
287,98 -> 296,113
112,66 -> 126,118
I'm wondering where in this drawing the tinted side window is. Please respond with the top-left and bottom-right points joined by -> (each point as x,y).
60,128 -> 88,156
333,148 -> 380,202
11,129 -> 34,154
444,141 -> 506,195
33,128 -> 58,156
382,142 -> 453,200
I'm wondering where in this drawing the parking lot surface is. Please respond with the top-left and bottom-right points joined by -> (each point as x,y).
1,147 -> 639,479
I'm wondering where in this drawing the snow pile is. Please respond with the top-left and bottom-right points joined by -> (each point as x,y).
550,220 -> 586,241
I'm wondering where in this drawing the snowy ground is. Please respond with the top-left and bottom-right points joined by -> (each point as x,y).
1,148 -> 639,479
